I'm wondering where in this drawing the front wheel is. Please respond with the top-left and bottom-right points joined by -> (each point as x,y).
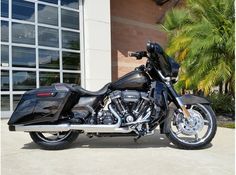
29,130 -> 79,150
166,104 -> 217,149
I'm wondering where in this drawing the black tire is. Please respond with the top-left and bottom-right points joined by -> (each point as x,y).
29,130 -> 79,150
166,104 -> 217,149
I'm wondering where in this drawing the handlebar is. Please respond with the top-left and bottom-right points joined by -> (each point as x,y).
128,51 -> 147,60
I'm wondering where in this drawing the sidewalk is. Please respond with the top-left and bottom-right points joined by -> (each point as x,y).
1,119 -> 235,175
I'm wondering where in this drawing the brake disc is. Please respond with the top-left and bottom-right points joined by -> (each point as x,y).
175,109 -> 204,136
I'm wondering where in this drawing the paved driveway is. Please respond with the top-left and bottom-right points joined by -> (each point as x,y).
1,119 -> 235,175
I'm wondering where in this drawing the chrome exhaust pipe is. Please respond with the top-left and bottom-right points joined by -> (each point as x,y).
9,105 -> 133,133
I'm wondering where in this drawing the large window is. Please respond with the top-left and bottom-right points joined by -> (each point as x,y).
0,0 -> 83,114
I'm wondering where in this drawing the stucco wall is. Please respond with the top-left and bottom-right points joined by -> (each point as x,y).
83,0 -> 112,90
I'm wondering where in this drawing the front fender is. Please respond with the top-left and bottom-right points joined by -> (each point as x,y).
180,94 -> 210,105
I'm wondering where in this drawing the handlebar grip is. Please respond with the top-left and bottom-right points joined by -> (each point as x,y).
128,51 -> 147,60
128,51 -> 137,57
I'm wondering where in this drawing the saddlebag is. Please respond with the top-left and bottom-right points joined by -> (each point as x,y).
8,84 -> 80,125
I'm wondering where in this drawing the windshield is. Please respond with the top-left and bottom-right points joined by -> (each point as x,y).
150,43 -> 179,77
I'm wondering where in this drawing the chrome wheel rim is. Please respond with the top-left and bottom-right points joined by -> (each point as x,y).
35,130 -> 72,143
170,104 -> 213,145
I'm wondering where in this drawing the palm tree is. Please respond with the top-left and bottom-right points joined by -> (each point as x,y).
162,0 -> 235,95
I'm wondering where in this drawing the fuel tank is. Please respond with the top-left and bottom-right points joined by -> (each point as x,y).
110,70 -> 151,91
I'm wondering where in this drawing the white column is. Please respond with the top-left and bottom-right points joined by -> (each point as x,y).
83,0 -> 111,91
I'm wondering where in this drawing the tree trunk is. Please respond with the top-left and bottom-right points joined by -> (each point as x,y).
219,82 -> 223,94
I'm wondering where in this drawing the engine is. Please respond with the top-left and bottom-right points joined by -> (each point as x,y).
106,90 -> 152,125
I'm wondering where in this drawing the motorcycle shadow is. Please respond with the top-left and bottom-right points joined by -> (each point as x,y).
22,130 -> 212,150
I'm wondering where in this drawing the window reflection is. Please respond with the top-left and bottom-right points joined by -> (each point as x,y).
38,4 -> 58,26
1,0 -> 8,17
13,71 -> 36,91
1,21 -> 9,42
38,26 -> 59,47
61,0 -> 79,9
1,70 -> 9,91
39,72 -> 60,86
63,73 -> 80,84
13,95 -> 22,110
62,51 -> 80,70
61,9 -> 79,30
1,95 -> 10,111
1,45 -> 9,66
62,31 -> 80,50
39,49 -> 59,69
12,22 -> 35,44
12,0 -> 35,22
39,0 -> 58,4
12,46 -> 36,68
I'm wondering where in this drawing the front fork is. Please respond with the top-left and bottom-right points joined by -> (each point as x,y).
166,82 -> 190,119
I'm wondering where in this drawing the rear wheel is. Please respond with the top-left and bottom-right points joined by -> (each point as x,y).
29,130 -> 79,150
166,104 -> 217,149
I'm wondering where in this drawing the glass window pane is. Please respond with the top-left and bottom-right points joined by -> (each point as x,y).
12,22 -> 35,44
12,46 -> 36,68
61,0 -> 79,9
38,26 -> 59,47
12,0 -> 35,22
1,70 -> 9,91
63,73 -> 80,84
39,49 -> 59,69
39,0 -> 58,4
13,95 -> 22,110
1,95 -> 10,111
39,72 -> 60,86
62,31 -> 80,50
38,4 -> 58,26
1,0 -> 8,17
1,45 -> 9,67
1,21 -> 9,42
13,71 -> 36,91
62,51 -> 80,70
61,9 -> 79,29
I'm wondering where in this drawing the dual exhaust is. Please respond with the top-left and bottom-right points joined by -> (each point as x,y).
9,105 -> 132,133
9,105 -> 152,133
9,123 -> 133,133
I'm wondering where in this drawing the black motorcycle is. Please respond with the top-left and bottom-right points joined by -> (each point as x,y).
8,42 -> 217,150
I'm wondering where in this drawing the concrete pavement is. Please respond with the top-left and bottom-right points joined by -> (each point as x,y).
1,119 -> 235,175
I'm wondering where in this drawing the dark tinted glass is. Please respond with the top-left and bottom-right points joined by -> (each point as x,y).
62,31 -> 80,50
61,9 -> 79,29
1,70 -> 9,91
63,73 -> 80,84
12,46 -> 36,68
12,22 -> 35,44
1,21 -> 9,42
62,52 -> 80,70
38,26 -> 59,47
39,72 -> 60,86
39,49 -> 59,69
38,4 -> 58,26
1,0 -> 8,17
13,71 -> 36,91
61,0 -> 79,9
39,0 -> 58,4
12,0 -> 35,22
1,45 -> 9,66
1,95 -> 10,111
13,95 -> 22,110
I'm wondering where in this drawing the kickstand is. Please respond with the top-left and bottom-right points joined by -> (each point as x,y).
134,135 -> 141,142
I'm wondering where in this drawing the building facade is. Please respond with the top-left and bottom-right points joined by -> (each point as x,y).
0,0 -> 176,117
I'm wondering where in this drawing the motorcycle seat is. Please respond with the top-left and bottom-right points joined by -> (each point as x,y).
72,83 -> 111,96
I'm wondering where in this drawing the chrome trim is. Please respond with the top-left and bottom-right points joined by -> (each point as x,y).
12,105 -> 133,133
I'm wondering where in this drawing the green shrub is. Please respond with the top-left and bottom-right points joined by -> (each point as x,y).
207,93 -> 235,115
